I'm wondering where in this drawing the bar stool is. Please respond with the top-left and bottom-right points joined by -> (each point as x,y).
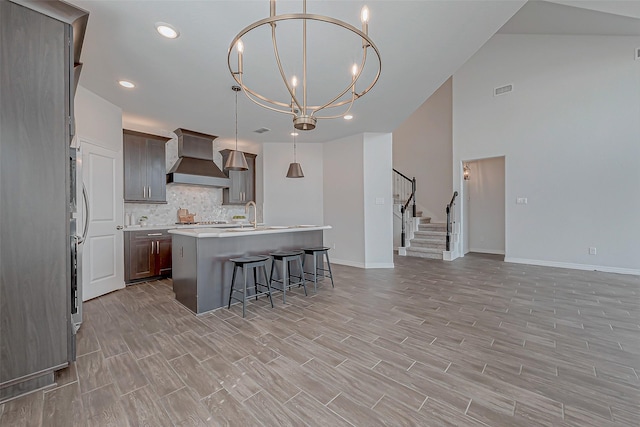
269,251 -> 307,303
227,255 -> 273,318
301,247 -> 334,292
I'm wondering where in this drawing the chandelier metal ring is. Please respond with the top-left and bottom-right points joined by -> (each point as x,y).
227,6 -> 382,131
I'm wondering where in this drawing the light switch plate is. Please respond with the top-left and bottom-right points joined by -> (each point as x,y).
375,197 -> 385,205
516,197 -> 528,204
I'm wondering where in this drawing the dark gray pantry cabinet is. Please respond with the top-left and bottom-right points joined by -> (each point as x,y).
0,0 -> 88,402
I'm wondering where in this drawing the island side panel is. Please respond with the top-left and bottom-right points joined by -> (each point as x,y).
172,234 -> 198,313
195,230 -> 323,314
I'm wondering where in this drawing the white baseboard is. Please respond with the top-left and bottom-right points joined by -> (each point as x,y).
331,258 -> 394,269
504,257 -> 640,276
469,248 -> 505,255
364,263 -> 395,269
330,258 -> 366,269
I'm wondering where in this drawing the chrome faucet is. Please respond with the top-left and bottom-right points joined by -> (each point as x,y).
245,201 -> 257,229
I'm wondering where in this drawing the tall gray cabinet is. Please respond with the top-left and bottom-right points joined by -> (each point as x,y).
0,0 -> 88,402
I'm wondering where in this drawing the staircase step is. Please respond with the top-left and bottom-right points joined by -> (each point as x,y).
409,238 -> 446,249
405,247 -> 443,260
414,230 -> 446,238
419,217 -> 431,224
418,222 -> 446,232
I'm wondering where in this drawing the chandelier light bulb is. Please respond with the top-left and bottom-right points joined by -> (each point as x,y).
291,76 -> 298,87
361,6 -> 369,35
361,6 -> 369,24
236,39 -> 244,74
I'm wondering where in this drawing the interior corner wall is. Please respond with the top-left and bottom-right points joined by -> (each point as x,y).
363,133 -> 394,268
323,134 -> 365,268
393,77 -> 453,222
262,142 -> 324,225
453,34 -> 640,273
467,157 -> 505,255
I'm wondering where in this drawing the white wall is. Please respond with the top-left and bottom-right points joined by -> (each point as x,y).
262,142 -> 324,225
323,134 -> 365,267
75,85 -> 122,151
393,78 -> 453,222
323,133 -> 394,268
467,157 -> 505,255
363,133 -> 394,268
453,34 -> 640,274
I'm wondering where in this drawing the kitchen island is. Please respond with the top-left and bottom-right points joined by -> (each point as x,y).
168,225 -> 331,314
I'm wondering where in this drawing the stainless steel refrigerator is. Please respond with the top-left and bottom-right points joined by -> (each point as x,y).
0,0 -> 88,402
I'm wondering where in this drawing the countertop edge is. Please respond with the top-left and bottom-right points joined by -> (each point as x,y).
168,225 -> 332,238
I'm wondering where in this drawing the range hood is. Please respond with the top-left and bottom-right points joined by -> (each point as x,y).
166,128 -> 231,187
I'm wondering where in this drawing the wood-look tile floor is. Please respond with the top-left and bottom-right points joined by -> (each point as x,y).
2,253 -> 639,426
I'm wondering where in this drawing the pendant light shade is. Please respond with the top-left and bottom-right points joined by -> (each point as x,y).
286,162 -> 304,178
227,149 -> 249,170
286,131 -> 304,178
225,86 -> 249,171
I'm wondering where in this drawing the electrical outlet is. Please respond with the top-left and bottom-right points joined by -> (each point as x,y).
333,243 -> 336,249
589,247 -> 597,255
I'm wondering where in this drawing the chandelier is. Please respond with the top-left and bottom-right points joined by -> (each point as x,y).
227,0 -> 381,131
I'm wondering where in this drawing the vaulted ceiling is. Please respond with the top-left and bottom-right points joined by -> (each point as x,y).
68,0 -> 639,146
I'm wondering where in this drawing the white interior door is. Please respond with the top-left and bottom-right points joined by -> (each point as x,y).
82,140 -> 124,300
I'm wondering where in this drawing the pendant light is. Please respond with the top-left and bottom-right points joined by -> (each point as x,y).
225,86 -> 249,171
286,131 -> 304,178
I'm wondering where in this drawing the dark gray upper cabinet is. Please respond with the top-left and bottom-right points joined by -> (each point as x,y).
123,130 -> 170,203
219,150 -> 257,205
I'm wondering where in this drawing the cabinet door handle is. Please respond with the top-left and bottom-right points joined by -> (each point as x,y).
147,233 -> 162,236
143,186 -> 146,198
151,241 -> 155,253
157,240 -> 160,254
148,186 -> 151,199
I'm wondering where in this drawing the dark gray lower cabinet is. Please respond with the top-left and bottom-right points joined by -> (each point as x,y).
0,0 -> 88,402
124,230 -> 172,283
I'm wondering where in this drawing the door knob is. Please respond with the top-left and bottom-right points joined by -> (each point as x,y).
116,225 -> 124,230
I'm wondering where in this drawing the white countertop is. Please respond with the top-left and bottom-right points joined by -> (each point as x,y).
124,223 -> 260,232
168,225 -> 331,238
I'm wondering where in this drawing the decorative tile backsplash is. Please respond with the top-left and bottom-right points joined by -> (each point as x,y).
125,136 -> 262,226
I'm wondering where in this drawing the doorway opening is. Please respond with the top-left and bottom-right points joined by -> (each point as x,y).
462,156 -> 505,259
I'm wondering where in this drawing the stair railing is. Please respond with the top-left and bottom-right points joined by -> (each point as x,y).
393,169 -> 416,247
445,191 -> 458,251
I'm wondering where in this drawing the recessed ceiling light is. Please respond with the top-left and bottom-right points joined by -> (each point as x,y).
155,22 -> 180,39
344,114 -> 353,120
118,80 -> 135,89
290,132 -> 299,136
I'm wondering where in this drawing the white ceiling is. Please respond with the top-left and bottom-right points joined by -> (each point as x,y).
68,0 -> 640,146
500,1 -> 640,36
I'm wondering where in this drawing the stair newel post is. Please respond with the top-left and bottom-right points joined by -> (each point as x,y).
445,205 -> 451,251
445,191 -> 458,252
400,206 -> 406,247
411,177 -> 417,218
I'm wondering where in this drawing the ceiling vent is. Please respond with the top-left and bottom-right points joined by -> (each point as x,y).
494,84 -> 513,97
253,127 -> 270,134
